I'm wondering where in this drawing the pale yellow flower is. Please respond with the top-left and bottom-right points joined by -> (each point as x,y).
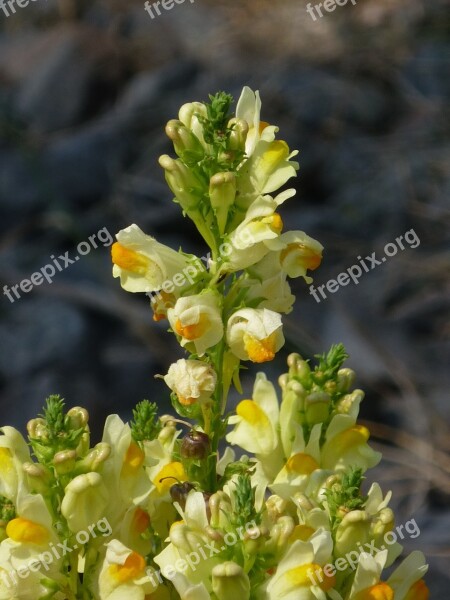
226,308 -> 284,363
111,224 -> 192,293
168,291 -> 224,356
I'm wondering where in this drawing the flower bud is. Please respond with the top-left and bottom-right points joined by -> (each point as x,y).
209,491 -> 232,529
181,430 -> 211,460
228,117 -> 249,152
293,493 -> 315,512
26,418 -> 48,441
165,119 -> 204,163
267,516 -> 295,556
75,443 -> 111,474
209,172 -> 236,234
178,101 -> 207,131
22,462 -> 52,496
335,510 -> 377,558
336,368 -> 356,392
67,407 -> 89,429
278,373 -> 289,390
266,495 -> 289,522
287,353 -> 311,382
212,561 -> 250,600
61,472 -> 109,533
53,450 -> 77,475
159,155 -> 203,211
335,389 -> 364,416
305,391 -> 331,425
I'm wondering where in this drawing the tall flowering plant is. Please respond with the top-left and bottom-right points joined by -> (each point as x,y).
0,89 -> 428,600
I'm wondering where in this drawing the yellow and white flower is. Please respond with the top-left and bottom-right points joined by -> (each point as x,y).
244,272 -> 295,315
111,224 -> 192,293
96,539 -> 169,600
332,549 -> 429,600
321,415 -> 381,473
269,422 -> 335,503
168,291 -> 224,356
224,201 -> 283,271
0,427 -> 30,503
235,86 -> 278,157
236,140 -> 299,213
265,231 -> 324,283
226,308 -> 284,363
61,472 -> 109,535
0,491 -> 65,600
226,373 -> 280,455
154,491 -> 220,596
264,530 -> 336,600
164,359 -> 217,406
99,415 -> 153,535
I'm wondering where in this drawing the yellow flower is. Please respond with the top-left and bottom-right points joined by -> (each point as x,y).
168,291 -> 224,356
61,472 -> 109,534
226,308 -> 284,362
236,139 -> 299,212
6,517 -> 49,546
112,224 -> 192,293
321,415 -> 381,472
266,230 -> 324,282
98,539 -> 164,600
235,86 -> 278,157
264,532 -> 335,600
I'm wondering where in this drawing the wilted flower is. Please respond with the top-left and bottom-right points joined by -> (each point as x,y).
164,359 -> 217,406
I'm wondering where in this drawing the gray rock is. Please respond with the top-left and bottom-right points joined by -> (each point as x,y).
0,299 -> 86,379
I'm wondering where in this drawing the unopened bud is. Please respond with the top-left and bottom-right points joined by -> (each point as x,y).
209,491 -> 232,529
67,407 -> 89,429
53,450 -> 77,475
337,368 -> 356,392
228,118 -> 249,152
336,389 -> 364,416
159,155 -> 203,210
212,561 -> 250,600
75,443 -> 111,474
305,391 -> 331,425
165,119 -> 204,163
209,172 -> 236,234
23,462 -> 52,493
266,495 -> 289,522
26,418 -> 48,441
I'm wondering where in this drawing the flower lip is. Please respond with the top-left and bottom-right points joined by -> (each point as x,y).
111,243 -> 149,275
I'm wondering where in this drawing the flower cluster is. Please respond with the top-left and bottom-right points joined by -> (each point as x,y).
0,88 -> 428,599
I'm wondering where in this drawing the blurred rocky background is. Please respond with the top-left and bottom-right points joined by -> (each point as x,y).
0,0 -> 449,592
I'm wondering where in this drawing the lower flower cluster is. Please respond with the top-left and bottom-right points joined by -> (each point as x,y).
0,347 -> 428,600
